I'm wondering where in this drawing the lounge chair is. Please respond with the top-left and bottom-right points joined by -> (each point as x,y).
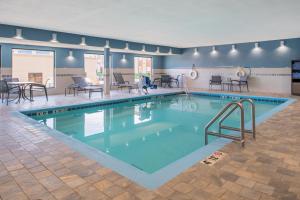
71,76 -> 103,98
113,72 -> 138,93
230,75 -> 249,92
0,80 -> 21,105
209,75 -> 222,90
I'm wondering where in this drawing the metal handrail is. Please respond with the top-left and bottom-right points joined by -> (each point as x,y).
205,102 -> 245,147
218,99 -> 255,139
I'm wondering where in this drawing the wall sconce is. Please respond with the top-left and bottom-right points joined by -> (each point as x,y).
80,37 -> 86,46
193,48 -> 199,56
212,46 -> 216,52
252,42 -> 262,54
68,50 -> 74,60
229,44 -> 238,56
124,43 -> 129,50
210,46 -> 218,56
142,45 -> 146,52
231,44 -> 236,51
15,28 -> 23,39
121,54 -> 127,63
156,47 -> 160,54
51,33 -> 58,43
105,40 -> 110,48
277,40 -> 288,53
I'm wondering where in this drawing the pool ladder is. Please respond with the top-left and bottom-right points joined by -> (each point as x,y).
205,99 -> 256,147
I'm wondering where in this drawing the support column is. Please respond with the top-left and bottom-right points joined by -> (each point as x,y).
104,47 -> 110,95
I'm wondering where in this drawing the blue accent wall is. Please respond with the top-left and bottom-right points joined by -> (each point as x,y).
0,43 -> 163,69
0,24 -> 181,54
163,38 -> 300,68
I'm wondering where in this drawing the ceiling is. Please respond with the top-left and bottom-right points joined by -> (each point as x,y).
0,0 -> 300,48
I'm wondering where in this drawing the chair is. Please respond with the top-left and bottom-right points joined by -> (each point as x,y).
113,72 -> 138,93
29,80 -> 49,101
170,75 -> 180,88
161,75 -> 172,87
230,76 -> 249,92
71,76 -> 103,99
140,76 -> 157,94
209,76 -> 222,90
0,80 -> 21,105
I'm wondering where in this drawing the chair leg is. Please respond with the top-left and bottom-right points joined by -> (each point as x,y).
30,88 -> 33,101
6,92 -> 9,105
18,89 -> 21,103
44,86 -> 48,101
246,83 -> 249,92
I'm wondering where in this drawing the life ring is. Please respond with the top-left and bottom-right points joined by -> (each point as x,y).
190,70 -> 198,80
236,67 -> 246,77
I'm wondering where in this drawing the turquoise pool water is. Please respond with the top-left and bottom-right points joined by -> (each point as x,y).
31,94 -> 282,173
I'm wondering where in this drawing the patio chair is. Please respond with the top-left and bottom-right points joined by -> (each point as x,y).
170,75 -> 180,88
0,80 -> 21,105
161,75 -> 172,87
209,75 -> 222,90
230,75 -> 249,92
29,79 -> 49,101
113,72 -> 138,93
71,76 -> 103,99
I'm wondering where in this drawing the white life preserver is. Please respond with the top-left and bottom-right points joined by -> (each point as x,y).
236,67 -> 246,77
189,70 -> 198,80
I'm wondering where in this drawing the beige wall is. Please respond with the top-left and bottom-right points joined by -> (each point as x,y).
163,67 -> 291,95
1,65 -> 291,95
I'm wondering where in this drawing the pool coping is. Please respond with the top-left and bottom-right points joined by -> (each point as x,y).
14,92 -> 296,189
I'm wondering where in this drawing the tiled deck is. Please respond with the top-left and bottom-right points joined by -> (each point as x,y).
0,89 -> 299,200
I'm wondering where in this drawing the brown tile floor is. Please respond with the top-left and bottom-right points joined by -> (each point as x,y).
0,89 -> 299,200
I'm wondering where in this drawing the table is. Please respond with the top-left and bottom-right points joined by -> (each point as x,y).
8,81 -> 37,101
221,81 -> 233,91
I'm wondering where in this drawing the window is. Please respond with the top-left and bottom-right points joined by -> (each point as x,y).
84,54 -> 104,84
12,49 -> 55,87
134,57 -> 152,82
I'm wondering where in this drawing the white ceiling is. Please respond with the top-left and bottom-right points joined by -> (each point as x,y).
0,0 -> 300,48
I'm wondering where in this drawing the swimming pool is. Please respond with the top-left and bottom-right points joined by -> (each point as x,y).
21,92 -> 293,188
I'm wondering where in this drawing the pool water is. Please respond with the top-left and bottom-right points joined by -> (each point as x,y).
31,94 -> 282,173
